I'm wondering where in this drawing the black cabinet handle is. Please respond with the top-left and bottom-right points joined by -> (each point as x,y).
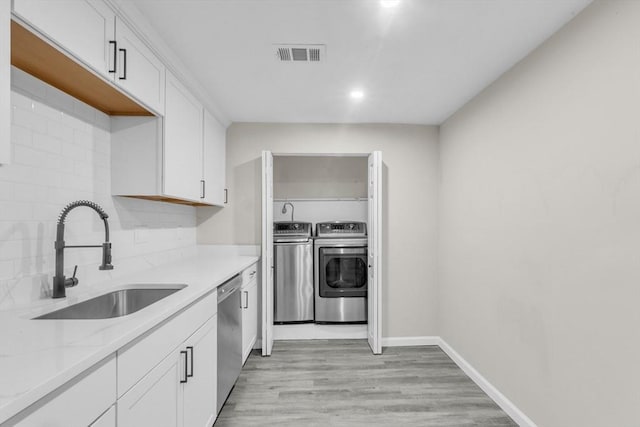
119,48 -> 127,80
108,41 -> 117,73
224,189 -> 228,204
187,346 -> 194,378
180,350 -> 188,383
200,180 -> 205,199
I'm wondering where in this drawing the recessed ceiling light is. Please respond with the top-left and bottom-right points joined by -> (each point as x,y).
350,90 -> 365,100
380,0 -> 400,8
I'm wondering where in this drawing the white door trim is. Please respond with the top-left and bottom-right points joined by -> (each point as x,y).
260,151 -> 382,355
367,151 -> 382,354
260,151 -> 274,356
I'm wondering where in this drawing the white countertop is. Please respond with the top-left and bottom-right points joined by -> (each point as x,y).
0,246 -> 260,424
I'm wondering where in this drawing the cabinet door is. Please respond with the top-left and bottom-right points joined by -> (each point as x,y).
114,16 -> 165,115
164,71 -> 203,201
8,356 -> 116,427
117,351 -> 182,427
242,279 -> 259,364
89,405 -> 116,427
182,315 -> 217,427
202,110 -> 226,206
13,0 -> 115,78
1,0 -> 9,164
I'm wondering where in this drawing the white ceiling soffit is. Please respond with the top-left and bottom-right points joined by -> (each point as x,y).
129,0 -> 593,125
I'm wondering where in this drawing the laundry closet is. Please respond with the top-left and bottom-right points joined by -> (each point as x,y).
260,152 -> 382,356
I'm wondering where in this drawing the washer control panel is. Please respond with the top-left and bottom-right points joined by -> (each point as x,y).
273,221 -> 312,237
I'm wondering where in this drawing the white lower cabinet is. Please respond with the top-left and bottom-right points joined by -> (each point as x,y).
241,263 -> 259,364
117,343 -> 182,426
118,314 -> 218,427
116,289 -> 218,427
89,406 -> 116,427
183,315 -> 218,427
4,355 -> 116,427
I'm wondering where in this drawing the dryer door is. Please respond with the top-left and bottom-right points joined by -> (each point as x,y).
318,247 -> 367,298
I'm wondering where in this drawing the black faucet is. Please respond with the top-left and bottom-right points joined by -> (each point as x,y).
53,200 -> 114,299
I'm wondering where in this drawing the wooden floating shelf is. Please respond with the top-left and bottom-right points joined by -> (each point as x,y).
10,20 -> 154,116
121,195 -> 211,207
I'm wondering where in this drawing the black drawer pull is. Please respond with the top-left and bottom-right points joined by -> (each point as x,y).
180,350 -> 188,383
108,40 -> 117,73
187,346 -> 194,378
119,48 -> 127,80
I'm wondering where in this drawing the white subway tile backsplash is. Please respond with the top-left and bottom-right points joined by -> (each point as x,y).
45,85 -> 75,117
0,181 -> 13,200
1,69 -> 197,309
32,132 -> 63,154
12,105 -> 47,133
13,182 -> 49,202
62,140 -> 87,161
11,91 -> 35,111
10,124 -> 32,147
0,260 -> 15,281
11,68 -> 46,101
47,120 -> 75,142
0,201 -> 33,221
13,144 -> 47,168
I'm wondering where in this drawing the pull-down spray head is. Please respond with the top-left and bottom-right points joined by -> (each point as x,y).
53,200 -> 114,298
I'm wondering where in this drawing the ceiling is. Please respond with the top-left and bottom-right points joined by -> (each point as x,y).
129,0 -> 593,125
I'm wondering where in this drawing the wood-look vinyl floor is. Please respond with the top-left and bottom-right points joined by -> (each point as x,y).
215,340 -> 517,427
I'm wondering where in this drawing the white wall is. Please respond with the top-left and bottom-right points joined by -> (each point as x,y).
273,200 -> 368,225
274,155 -> 367,199
0,69 -> 196,310
273,155 -> 368,225
439,1 -> 640,425
197,123 -> 439,338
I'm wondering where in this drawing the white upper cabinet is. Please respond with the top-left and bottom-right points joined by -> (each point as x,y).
12,0 -> 165,115
114,17 -> 165,115
164,71 -> 203,201
13,0 -> 225,206
202,109 -> 226,206
1,0 -> 9,164
13,0 -> 115,78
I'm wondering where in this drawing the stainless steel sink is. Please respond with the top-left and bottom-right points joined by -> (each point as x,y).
34,285 -> 187,320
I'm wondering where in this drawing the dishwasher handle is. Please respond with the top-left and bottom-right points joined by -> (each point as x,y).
217,274 -> 241,303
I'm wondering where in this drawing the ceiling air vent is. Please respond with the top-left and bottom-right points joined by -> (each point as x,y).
275,44 -> 326,63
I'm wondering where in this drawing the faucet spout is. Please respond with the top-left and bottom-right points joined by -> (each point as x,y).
53,200 -> 114,298
282,202 -> 295,222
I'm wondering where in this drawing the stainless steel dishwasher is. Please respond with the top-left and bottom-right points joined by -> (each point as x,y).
274,221 -> 314,323
217,274 -> 242,414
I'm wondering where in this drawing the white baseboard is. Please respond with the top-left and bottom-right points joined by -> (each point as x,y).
437,338 -> 537,427
273,323 -> 367,340
382,336 -> 440,347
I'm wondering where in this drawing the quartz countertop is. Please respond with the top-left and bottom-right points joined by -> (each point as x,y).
0,245 -> 260,424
